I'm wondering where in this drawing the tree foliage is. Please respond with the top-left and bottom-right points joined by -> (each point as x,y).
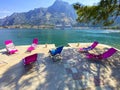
73,0 -> 120,26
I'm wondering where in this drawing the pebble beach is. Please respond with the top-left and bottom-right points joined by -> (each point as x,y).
0,43 -> 120,90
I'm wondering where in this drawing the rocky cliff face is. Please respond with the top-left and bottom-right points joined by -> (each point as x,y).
0,0 -> 77,26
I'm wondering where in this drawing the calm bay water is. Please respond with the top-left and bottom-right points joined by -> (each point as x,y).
0,28 -> 120,49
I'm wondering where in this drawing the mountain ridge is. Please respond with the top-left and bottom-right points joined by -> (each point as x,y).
0,0 -> 119,28
0,0 -> 77,26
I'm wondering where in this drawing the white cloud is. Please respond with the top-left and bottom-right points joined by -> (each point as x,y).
0,15 -> 7,19
0,10 -> 11,19
0,10 -> 11,14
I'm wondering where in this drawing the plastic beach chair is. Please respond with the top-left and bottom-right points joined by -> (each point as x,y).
23,53 -> 38,65
4,40 -> 18,54
49,46 -> 64,62
27,38 -> 38,52
79,41 -> 99,52
86,48 -> 117,60
49,46 -> 64,56
23,53 -> 38,71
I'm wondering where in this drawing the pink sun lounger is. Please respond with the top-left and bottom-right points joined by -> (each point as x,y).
4,40 -> 18,54
86,48 -> 117,60
23,53 -> 38,65
27,38 -> 38,52
79,41 -> 99,52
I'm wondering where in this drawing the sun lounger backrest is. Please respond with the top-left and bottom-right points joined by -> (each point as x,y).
102,48 -> 117,59
55,46 -> 64,54
90,41 -> 98,49
5,40 -> 12,45
24,54 -> 38,65
33,38 -> 38,44
5,40 -> 15,50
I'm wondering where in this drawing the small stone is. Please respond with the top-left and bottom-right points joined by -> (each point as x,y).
81,75 -> 85,80
71,67 -> 78,73
64,64 -> 70,68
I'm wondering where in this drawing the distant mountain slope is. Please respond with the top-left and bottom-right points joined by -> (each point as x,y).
0,0 -> 77,26
0,0 -> 119,27
0,8 -> 47,26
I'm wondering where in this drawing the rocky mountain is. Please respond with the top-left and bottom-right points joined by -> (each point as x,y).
0,0 -> 77,26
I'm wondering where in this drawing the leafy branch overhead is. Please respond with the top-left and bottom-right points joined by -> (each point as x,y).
73,0 -> 120,26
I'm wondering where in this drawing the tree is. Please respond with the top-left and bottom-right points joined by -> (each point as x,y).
73,0 -> 120,26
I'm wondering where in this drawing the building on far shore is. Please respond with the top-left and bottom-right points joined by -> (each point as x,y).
55,24 -> 72,30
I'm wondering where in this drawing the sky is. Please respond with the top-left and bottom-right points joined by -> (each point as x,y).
0,0 -> 100,19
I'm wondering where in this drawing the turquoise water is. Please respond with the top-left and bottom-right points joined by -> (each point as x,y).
0,28 -> 120,49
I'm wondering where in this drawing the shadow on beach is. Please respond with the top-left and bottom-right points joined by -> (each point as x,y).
0,47 -> 120,90
0,52 -> 68,90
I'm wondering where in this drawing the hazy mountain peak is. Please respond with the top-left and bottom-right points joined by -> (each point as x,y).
0,0 -> 77,26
